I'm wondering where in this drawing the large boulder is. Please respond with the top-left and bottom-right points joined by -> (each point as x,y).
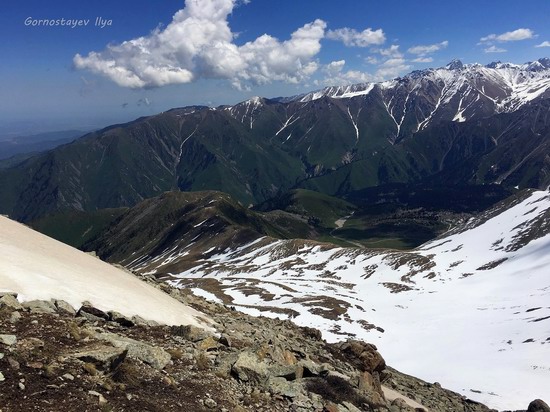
72,346 -> 128,371
22,300 -> 56,314
94,332 -> 171,370
333,339 -> 386,373
0,294 -> 23,310
528,399 -> 550,412
231,352 -> 269,384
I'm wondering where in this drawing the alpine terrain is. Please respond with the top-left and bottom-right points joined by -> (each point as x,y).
1,58 -> 550,411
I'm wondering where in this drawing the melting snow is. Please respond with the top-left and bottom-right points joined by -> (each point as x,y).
0,216 -> 213,330
172,190 -> 550,409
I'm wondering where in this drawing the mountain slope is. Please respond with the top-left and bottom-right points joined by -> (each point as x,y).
157,189 -> 550,410
1,59 -> 549,221
84,190 -> 317,274
0,215 -> 212,329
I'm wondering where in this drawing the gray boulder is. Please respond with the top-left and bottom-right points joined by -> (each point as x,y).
95,332 -> 171,370
0,294 -> 23,310
22,300 -> 56,314
72,346 -> 128,371
0,335 -> 17,346
231,352 -> 269,384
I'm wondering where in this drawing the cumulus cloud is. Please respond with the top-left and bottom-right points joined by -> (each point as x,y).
326,27 -> 385,47
408,41 -> 448,56
74,0 -> 326,89
319,60 -> 373,85
376,57 -> 411,79
484,45 -> 507,53
480,28 -> 535,43
535,41 -> 550,48
378,45 -> 403,58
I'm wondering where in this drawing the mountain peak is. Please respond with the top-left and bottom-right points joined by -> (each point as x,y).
445,59 -> 464,70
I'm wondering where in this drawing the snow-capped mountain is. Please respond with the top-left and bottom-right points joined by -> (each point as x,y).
2,59 -> 550,221
297,58 -> 550,136
0,215 -> 213,330
159,189 -> 550,410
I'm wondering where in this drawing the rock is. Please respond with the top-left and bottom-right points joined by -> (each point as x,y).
0,335 -> 17,346
131,315 -> 159,327
335,339 -> 386,373
72,346 -> 128,371
300,326 -> 322,341
198,336 -> 219,351
267,376 -> 304,398
77,303 -> 109,321
171,324 -> 211,342
358,371 -> 385,406
54,300 -> 76,316
88,390 -> 107,405
231,352 -> 269,384
10,311 -> 21,323
389,398 -> 416,412
109,311 -> 135,327
299,359 -> 329,377
218,335 -> 231,347
0,372 -> 4,382
22,300 -> 57,314
7,357 -> 20,370
0,294 -> 23,310
18,382 -> 25,390
341,401 -> 362,412
268,363 -> 303,380
62,373 -> 75,381
204,398 -> 217,409
528,399 -> 550,412
95,332 -> 171,370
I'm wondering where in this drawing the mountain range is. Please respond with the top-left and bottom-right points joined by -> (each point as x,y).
1,59 -> 549,222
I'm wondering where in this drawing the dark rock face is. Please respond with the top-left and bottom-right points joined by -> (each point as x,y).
528,399 -> 550,412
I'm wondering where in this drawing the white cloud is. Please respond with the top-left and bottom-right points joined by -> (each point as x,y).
319,60 -> 373,86
375,57 -> 411,80
74,0 -> 326,89
480,28 -> 535,43
484,45 -> 507,53
535,41 -> 550,48
364,56 -> 379,65
411,57 -> 433,63
378,45 -> 403,58
408,40 -> 448,56
326,27 -> 385,47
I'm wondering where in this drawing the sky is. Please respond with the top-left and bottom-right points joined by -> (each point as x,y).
1,0 -> 549,136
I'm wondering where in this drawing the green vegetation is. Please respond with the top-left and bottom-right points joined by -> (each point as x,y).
30,208 -> 126,248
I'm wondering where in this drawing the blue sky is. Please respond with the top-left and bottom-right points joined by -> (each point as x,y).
1,0 -> 549,135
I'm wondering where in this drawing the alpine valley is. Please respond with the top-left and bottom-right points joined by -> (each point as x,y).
2,59 -> 550,411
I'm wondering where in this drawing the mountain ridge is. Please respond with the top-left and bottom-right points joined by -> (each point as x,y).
0,58 -> 549,221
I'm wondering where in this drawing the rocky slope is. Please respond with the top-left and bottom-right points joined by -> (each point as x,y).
2,284 -> 548,412
0,285 -> 511,412
101,189 -> 550,410
1,60 -> 549,221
